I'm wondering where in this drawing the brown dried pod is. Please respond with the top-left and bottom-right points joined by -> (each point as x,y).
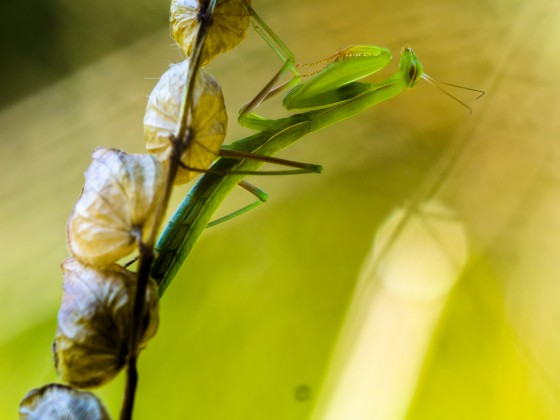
19,383 -> 110,420
67,147 -> 164,267
170,0 -> 251,65
144,59 -> 227,184
54,258 -> 159,388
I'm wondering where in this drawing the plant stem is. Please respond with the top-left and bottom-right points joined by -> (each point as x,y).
119,1 -> 217,418
120,242 -> 153,420
120,362 -> 138,420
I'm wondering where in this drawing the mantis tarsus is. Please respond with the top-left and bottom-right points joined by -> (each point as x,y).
152,43 -> 482,295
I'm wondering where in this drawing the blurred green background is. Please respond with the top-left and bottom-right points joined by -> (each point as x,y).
2,0 -> 560,418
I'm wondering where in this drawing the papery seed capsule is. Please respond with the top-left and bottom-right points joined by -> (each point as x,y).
67,148 -> 164,267
19,384 -> 110,420
144,59 -> 227,184
54,259 -> 159,388
170,0 -> 251,65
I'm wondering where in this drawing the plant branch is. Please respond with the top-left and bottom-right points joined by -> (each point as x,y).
119,1 -> 217,418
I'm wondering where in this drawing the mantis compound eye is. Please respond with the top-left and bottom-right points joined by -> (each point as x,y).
408,64 -> 418,85
404,49 -> 424,87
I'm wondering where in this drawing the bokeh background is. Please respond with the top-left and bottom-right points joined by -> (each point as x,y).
2,0 -> 560,418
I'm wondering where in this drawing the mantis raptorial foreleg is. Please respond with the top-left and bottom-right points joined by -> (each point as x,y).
283,44 -> 484,113
283,45 -> 393,110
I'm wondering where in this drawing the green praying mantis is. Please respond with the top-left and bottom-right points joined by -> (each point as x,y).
151,0 -> 483,295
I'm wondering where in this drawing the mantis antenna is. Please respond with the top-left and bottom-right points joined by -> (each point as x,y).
421,73 -> 485,114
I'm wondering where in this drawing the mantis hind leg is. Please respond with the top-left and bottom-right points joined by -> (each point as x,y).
206,181 -> 268,227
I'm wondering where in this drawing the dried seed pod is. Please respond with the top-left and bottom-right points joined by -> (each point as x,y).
170,0 -> 251,65
67,148 -> 164,267
144,59 -> 227,184
19,383 -> 110,420
54,259 -> 159,388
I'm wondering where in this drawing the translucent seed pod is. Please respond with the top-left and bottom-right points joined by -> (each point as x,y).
170,0 -> 251,65
67,148 -> 164,267
54,259 -> 159,389
19,384 -> 110,420
144,59 -> 227,184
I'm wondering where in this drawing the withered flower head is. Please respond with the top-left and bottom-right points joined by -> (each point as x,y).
54,259 -> 159,388
19,383 -> 110,419
67,148 -> 164,267
170,0 -> 251,65
144,59 -> 227,184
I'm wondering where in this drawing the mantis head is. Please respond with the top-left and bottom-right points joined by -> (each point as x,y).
399,46 -> 424,88
399,45 -> 485,112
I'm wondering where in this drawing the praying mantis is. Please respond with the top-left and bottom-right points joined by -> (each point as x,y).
148,0 -> 485,295
151,37 -> 483,295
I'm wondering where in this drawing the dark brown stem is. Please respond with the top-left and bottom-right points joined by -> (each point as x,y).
120,150 -> 181,420
120,241 -> 154,420
120,361 -> 138,420
119,1 -> 216,417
